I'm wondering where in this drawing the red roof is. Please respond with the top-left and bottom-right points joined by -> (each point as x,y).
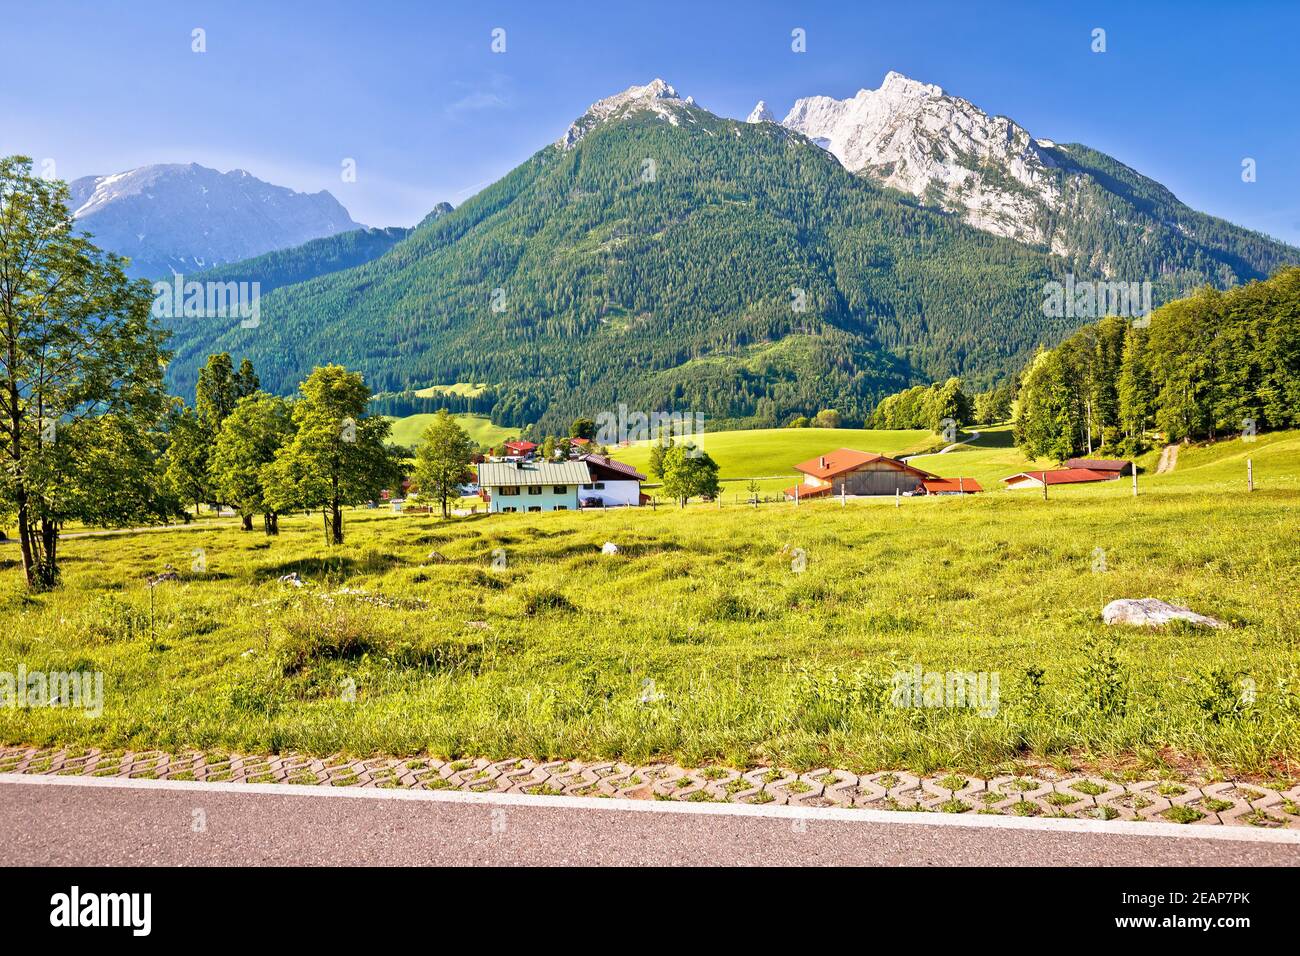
503,440 -> 537,452
793,448 -> 935,480
1066,457 -> 1131,472
569,437 -> 591,445
1003,468 -> 1115,486
581,453 -> 646,481
921,478 -> 983,494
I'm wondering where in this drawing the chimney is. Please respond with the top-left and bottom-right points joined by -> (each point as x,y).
819,456 -> 827,469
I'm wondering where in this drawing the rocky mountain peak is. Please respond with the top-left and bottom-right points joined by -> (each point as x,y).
557,78 -> 699,149
781,71 -> 1064,249
746,100 -> 776,123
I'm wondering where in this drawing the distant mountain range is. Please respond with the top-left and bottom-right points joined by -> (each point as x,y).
158,74 -> 1300,431
70,163 -> 360,278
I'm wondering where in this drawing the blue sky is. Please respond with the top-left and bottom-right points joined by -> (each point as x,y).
4,0 -> 1298,244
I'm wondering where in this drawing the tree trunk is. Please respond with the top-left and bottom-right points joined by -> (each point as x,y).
241,513 -> 253,532
40,518 -> 58,584
263,511 -> 279,536
441,491 -> 449,519
331,498 -> 343,545
16,487 -> 36,589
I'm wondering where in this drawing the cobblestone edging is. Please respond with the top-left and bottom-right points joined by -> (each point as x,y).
4,745 -> 1298,828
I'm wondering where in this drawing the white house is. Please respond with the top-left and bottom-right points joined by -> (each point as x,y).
577,454 -> 646,507
478,460 -> 591,513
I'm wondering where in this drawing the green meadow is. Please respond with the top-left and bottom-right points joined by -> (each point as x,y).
385,412 -> 514,450
612,426 -> 937,480
1,430 -> 1296,782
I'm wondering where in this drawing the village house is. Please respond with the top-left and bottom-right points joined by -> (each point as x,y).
577,454 -> 646,507
500,440 -> 538,460
478,454 -> 647,512
783,449 -> 939,499
1002,467 -> 1117,490
478,460 -> 591,512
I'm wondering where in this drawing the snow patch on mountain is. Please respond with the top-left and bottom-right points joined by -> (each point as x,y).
746,100 -> 775,123
68,163 -> 360,278
781,71 -> 1066,248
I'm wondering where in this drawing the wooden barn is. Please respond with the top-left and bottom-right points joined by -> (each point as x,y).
783,449 -> 938,499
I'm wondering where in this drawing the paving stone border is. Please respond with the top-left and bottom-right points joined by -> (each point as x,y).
3,745 -> 1297,829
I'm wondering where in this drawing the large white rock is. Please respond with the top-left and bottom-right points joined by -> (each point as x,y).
601,542 -> 620,555
1102,598 -> 1226,630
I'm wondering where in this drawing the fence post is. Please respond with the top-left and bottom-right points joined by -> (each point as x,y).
1042,471 -> 1048,501
1132,470 -> 1137,497
895,488 -> 900,508
1248,458 -> 1254,492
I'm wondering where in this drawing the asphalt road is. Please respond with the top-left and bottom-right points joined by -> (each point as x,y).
2,776 -> 1296,866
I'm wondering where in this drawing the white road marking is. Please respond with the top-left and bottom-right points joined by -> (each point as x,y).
4,773 -> 1297,845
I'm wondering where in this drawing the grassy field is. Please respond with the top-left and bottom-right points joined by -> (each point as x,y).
412,382 -> 489,399
2,429 -> 1297,781
386,413 -> 515,449
611,426 -> 937,481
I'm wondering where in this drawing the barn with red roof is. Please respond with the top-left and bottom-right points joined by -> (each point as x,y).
783,448 -> 938,499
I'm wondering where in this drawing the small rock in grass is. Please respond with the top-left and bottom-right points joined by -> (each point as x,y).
601,542 -> 619,555
277,572 -> 304,587
426,550 -> 447,564
1102,598 -> 1226,630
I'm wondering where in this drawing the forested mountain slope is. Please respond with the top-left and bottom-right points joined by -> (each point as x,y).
163,81 -> 1299,432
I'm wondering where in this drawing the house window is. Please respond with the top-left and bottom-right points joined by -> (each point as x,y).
498,486 -> 519,496
554,505 -> 567,511
500,506 -> 517,513
553,485 -> 567,494
527,485 -> 542,495
593,481 -> 605,490
527,505 -> 541,513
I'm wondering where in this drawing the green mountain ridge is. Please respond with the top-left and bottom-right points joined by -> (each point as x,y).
162,89 -> 1299,432
179,225 -> 414,294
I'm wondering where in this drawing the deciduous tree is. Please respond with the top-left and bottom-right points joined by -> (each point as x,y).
263,365 -> 402,545
211,392 -> 294,534
0,156 -> 172,588
412,409 -> 475,518
660,444 -> 720,507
